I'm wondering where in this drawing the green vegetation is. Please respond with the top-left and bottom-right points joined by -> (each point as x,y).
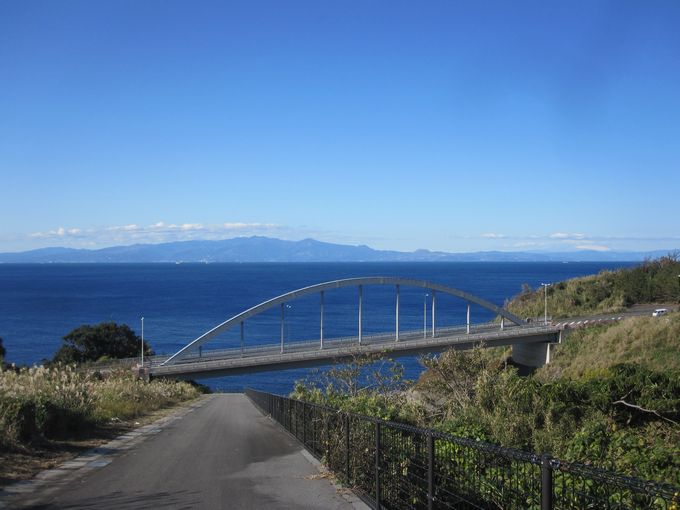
292,353 -> 410,420
0,338 -> 5,365
0,365 -> 201,450
51,322 -> 153,364
539,313 -> 680,379
293,259 -> 680,486
416,347 -> 679,484
506,254 -> 680,319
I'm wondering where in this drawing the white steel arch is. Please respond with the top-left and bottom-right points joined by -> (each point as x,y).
162,277 -> 525,365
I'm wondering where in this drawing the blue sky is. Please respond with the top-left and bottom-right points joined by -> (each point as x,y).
1,1 -> 679,253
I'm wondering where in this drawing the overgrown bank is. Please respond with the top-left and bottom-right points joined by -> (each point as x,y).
1,365 -> 201,450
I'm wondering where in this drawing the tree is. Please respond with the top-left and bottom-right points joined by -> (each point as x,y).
52,322 -> 153,364
0,337 -> 5,363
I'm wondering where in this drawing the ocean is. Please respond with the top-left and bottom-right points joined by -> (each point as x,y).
0,262 -> 635,392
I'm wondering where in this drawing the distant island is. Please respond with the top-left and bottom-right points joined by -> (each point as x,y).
0,236 -> 674,263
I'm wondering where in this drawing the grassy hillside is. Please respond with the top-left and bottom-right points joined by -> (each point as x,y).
505,255 -> 680,319
538,312 -> 680,380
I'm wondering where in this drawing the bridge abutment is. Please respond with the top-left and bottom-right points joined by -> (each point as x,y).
511,342 -> 551,368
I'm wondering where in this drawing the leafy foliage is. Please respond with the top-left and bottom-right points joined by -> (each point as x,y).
52,322 -> 153,364
291,352 -> 411,420
295,339 -> 680,485
0,337 -> 5,363
422,348 -> 680,484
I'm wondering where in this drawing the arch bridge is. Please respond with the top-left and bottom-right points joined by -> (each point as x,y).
151,277 -> 561,378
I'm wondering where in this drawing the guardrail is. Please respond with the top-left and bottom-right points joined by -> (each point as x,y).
245,389 -> 679,510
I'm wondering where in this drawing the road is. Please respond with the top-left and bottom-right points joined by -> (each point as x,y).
551,303 -> 679,328
17,395 -> 365,510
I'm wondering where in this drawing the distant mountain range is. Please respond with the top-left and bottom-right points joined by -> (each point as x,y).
0,237 -> 674,263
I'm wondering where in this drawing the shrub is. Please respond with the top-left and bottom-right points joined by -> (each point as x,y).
52,322 -> 153,364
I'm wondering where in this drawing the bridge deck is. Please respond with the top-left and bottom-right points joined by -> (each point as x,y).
150,323 -> 560,379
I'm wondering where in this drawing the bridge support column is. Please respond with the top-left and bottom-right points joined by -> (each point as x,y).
512,342 -> 551,368
395,285 -> 400,342
358,285 -> 363,345
501,317 -> 505,331
320,291 -> 324,350
466,303 -> 470,334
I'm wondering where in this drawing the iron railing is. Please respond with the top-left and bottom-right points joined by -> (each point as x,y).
245,389 -> 679,510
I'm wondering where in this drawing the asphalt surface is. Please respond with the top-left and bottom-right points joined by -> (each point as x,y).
16,395 -> 365,510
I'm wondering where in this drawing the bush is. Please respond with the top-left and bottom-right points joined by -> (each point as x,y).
52,322 -> 154,364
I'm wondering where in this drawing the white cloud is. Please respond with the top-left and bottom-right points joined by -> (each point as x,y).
107,224 -> 140,232
575,244 -> 611,252
549,232 -> 585,240
481,232 -> 505,239
180,223 -> 204,231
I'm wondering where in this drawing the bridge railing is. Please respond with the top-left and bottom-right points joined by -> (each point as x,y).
245,389 -> 679,510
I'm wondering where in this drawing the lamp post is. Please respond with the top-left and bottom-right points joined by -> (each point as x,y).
423,293 -> 429,338
141,317 -> 144,367
281,304 -> 292,354
541,283 -> 551,324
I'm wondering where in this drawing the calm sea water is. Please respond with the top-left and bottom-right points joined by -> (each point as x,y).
0,262 -> 635,392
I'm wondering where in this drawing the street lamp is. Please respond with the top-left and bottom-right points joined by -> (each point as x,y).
541,283 -> 551,324
286,304 -> 292,342
281,304 -> 292,354
141,317 -> 144,367
423,293 -> 429,338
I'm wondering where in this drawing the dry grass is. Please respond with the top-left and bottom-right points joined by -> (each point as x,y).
538,311 -> 680,380
1,365 -> 201,449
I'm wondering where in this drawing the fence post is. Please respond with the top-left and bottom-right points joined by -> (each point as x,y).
312,406 -> 316,452
324,410 -> 329,463
541,454 -> 553,510
345,414 -> 351,484
375,421 -> 381,509
303,402 -> 307,446
427,434 -> 435,510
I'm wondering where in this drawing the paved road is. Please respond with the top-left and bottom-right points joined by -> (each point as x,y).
551,304 -> 679,328
20,395 -> 365,510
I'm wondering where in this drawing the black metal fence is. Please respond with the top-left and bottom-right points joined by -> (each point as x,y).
245,389 -> 679,510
